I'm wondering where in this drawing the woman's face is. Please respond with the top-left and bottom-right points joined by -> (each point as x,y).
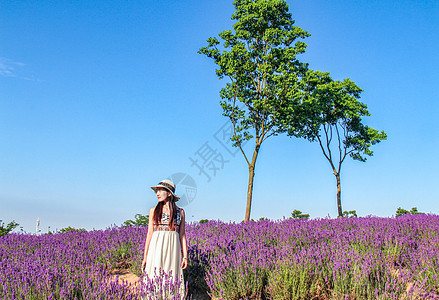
156,187 -> 171,202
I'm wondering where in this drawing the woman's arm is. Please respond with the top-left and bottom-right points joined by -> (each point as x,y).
141,207 -> 155,271
179,208 -> 188,270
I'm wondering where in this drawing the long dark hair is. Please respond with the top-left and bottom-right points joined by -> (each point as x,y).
153,195 -> 178,230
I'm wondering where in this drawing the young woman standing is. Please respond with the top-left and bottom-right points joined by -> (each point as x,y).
141,179 -> 187,298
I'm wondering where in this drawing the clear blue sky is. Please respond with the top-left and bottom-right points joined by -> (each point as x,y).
1,0 -> 438,233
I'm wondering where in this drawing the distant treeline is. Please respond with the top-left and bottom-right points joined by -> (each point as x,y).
0,207 -> 426,237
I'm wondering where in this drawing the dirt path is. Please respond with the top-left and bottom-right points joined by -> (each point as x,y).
109,269 -> 211,299
109,268 -> 142,292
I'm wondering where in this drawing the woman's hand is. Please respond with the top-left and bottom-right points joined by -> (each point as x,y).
181,257 -> 188,270
141,258 -> 147,272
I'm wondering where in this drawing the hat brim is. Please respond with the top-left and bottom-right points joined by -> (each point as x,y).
150,186 -> 180,201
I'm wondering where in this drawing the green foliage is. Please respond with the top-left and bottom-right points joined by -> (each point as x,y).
410,207 -> 421,214
396,207 -> 409,216
199,219 -> 209,224
211,261 -> 267,300
184,248 -> 210,298
267,254 -> 393,299
0,220 -> 19,237
343,210 -> 358,218
290,209 -> 310,220
199,0 -> 311,146
96,241 -> 135,275
266,262 -> 325,299
300,71 -> 387,163
111,242 -> 132,270
396,207 -> 422,217
59,226 -> 87,233
122,213 -> 149,227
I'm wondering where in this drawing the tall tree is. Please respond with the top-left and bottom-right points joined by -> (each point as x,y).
296,71 -> 387,217
199,0 -> 310,221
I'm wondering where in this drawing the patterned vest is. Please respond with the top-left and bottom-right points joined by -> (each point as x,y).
153,207 -> 182,232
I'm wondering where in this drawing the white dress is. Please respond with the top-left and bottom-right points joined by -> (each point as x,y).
143,208 -> 185,299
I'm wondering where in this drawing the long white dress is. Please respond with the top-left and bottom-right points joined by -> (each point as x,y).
143,208 -> 185,299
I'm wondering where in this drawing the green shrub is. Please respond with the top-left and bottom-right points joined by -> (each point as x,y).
0,220 -> 19,237
343,210 -> 358,218
290,210 -> 310,220
59,226 -> 87,233
97,241 -> 134,274
266,262 -> 318,299
123,213 -> 149,227
396,207 -> 422,217
184,247 -> 210,298
211,262 -> 267,300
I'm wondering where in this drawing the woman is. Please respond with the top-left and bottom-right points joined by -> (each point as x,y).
142,179 -> 187,298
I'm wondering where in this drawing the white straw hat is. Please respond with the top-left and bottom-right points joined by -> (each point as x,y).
150,179 -> 180,201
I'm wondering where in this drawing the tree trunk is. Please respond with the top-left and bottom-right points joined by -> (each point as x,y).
335,172 -> 343,217
244,144 -> 260,222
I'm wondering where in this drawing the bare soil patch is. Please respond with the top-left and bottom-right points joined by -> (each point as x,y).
109,268 -> 142,294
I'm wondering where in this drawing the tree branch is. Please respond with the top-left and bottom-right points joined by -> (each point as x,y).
339,122 -> 350,173
317,134 -> 337,173
261,127 -> 275,142
260,120 -> 275,142
324,124 -> 333,162
231,81 -> 251,167
335,122 -> 343,173
328,121 -> 333,145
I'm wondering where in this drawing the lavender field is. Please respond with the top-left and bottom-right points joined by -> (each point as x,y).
1,214 -> 439,299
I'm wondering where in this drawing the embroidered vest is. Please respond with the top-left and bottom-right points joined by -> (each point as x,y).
153,208 -> 181,232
